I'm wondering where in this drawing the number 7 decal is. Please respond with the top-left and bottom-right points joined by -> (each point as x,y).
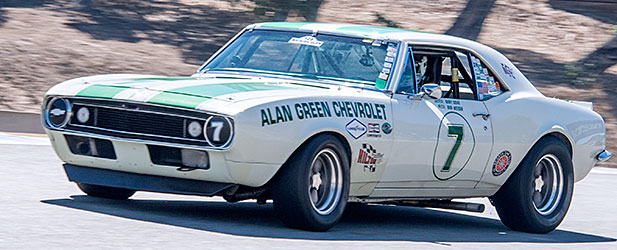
441,124 -> 464,172
210,121 -> 224,142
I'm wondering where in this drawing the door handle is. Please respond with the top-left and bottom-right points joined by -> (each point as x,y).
472,113 -> 490,120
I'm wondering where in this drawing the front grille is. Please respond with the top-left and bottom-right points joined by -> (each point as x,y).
94,106 -> 185,138
65,98 -> 213,147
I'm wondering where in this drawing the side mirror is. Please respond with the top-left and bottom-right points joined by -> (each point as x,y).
409,84 -> 442,100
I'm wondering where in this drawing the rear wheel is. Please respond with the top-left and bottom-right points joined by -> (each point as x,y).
77,183 -> 136,200
272,134 -> 350,231
493,137 -> 573,233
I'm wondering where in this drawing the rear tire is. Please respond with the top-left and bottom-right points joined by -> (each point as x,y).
493,137 -> 573,233
77,183 -> 136,200
272,134 -> 350,231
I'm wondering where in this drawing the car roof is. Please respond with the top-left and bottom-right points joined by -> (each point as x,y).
250,22 -> 541,95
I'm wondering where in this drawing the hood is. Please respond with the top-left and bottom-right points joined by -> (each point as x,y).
47,74 -> 335,110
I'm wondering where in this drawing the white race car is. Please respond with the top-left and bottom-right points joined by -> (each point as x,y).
42,22 -> 611,233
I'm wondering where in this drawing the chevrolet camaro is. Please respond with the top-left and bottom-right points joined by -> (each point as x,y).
42,22 -> 611,233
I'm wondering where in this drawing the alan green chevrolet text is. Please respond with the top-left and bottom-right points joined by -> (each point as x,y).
42,22 -> 611,233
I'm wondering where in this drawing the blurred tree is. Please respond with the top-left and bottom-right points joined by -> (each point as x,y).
374,12 -> 400,28
248,0 -> 324,22
0,8 -> 5,25
446,0 -> 496,41
551,0 -> 617,84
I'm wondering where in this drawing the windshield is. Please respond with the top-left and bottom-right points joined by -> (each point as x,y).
200,30 -> 399,88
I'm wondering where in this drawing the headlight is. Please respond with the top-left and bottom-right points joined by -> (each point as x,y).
187,121 -> 203,138
45,97 -> 71,129
204,116 -> 233,147
76,107 -> 90,123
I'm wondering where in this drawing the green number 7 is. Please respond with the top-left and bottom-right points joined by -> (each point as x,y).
442,124 -> 464,172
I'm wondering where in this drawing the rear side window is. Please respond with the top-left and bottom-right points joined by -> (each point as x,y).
470,55 -> 504,101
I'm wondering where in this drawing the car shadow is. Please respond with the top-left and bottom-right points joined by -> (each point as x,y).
42,195 -> 615,244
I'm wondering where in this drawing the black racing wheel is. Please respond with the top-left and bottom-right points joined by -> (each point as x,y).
272,134 -> 350,231
493,136 -> 573,233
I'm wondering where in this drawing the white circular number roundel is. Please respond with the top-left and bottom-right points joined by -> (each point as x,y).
432,112 -> 476,180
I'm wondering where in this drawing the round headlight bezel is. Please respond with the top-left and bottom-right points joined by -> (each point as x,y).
44,97 -> 72,129
203,116 -> 234,148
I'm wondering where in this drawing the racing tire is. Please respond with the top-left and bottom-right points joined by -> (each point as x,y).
493,137 -> 574,234
272,134 -> 350,231
77,183 -> 136,200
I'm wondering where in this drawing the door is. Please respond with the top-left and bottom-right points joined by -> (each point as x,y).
376,46 -> 494,193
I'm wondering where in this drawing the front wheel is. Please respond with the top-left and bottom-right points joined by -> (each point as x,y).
272,134 -> 350,231
493,137 -> 573,233
77,183 -> 136,200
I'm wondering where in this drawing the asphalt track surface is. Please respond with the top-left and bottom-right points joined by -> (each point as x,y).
1,132 -> 616,249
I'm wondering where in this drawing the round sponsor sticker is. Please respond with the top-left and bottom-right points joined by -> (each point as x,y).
382,122 -> 392,134
492,151 -> 511,176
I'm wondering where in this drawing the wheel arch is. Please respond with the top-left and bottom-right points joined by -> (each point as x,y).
537,130 -> 573,157
267,130 -> 352,185
499,128 -> 573,191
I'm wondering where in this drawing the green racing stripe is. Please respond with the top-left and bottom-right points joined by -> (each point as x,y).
258,22 -> 427,37
76,85 -> 130,99
146,82 -> 299,109
334,25 -> 412,36
259,22 -> 313,30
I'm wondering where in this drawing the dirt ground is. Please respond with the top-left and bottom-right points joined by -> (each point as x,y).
1,0 -> 615,166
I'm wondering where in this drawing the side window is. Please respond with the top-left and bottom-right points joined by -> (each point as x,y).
396,49 -> 415,94
470,55 -> 504,101
412,48 -> 476,100
450,53 -> 475,100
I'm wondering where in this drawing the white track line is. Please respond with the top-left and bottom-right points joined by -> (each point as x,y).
590,167 -> 617,175
0,132 -> 51,145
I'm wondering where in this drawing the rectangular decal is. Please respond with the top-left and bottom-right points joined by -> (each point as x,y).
260,101 -> 389,126
367,122 -> 381,137
288,36 -> 324,47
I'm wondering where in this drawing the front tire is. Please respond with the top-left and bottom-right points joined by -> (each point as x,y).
77,183 -> 136,200
493,137 -> 573,233
272,134 -> 350,231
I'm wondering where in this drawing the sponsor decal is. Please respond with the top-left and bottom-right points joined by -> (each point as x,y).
434,99 -> 463,111
345,119 -> 367,139
260,105 -> 294,126
375,43 -> 399,89
382,123 -> 392,134
367,123 -> 381,137
288,36 -> 324,47
501,63 -> 516,79
492,150 -> 512,176
260,101 -> 388,126
357,143 -> 383,172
